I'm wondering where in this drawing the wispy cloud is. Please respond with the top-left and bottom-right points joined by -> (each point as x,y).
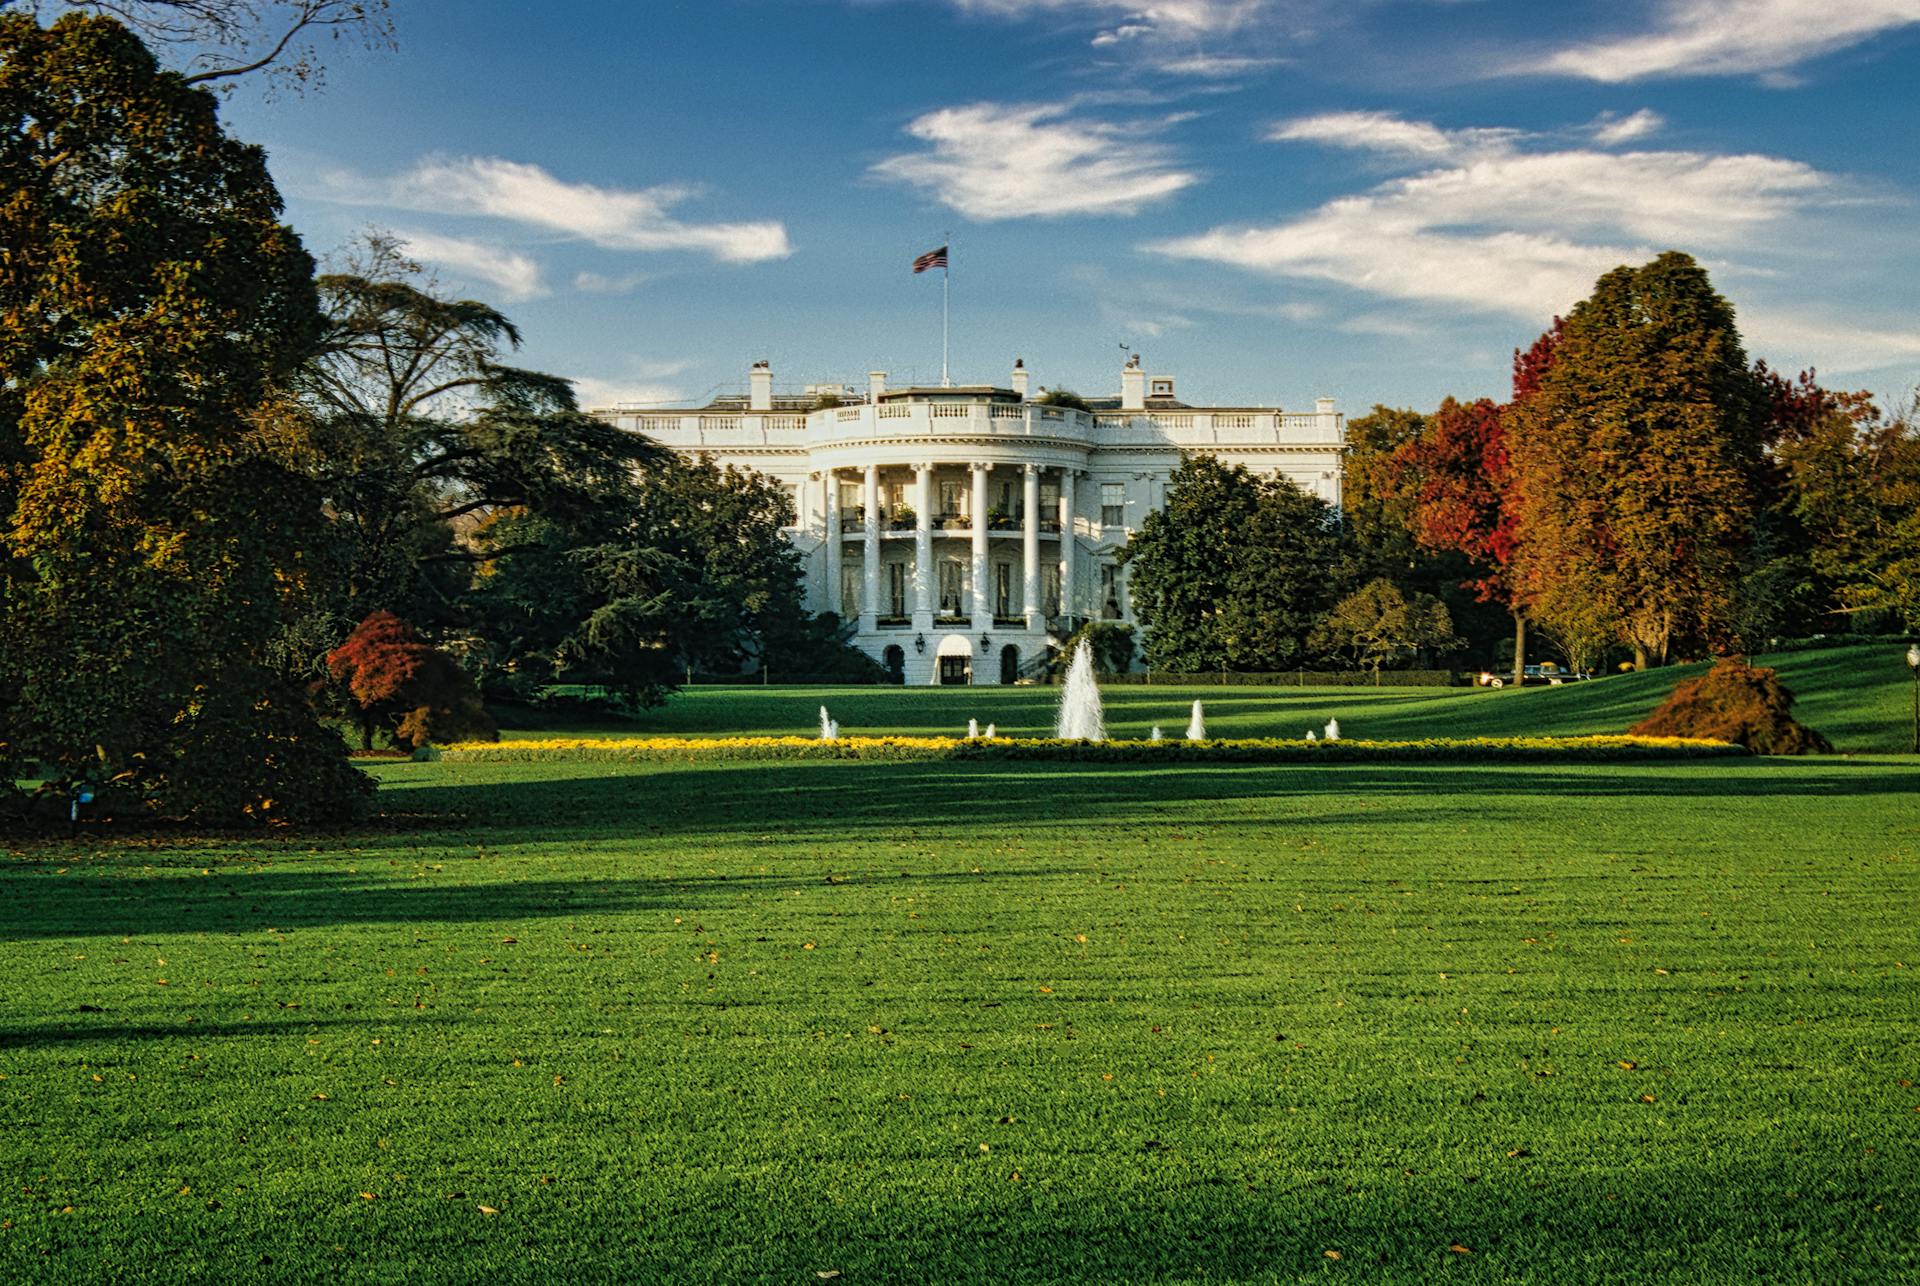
312,156 -> 792,264
872,102 -> 1198,219
570,360 -> 695,409
1589,108 -> 1665,146
1150,112 -> 1834,323
393,230 -> 545,300
953,0 -> 1272,40
1522,0 -> 1920,82
1156,52 -> 1283,77
1268,111 -> 1521,161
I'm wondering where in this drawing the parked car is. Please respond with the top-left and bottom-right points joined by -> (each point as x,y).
1476,663 -> 1594,688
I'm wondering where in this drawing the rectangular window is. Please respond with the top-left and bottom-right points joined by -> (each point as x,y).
1101,483 -> 1125,528
1100,564 -> 1121,617
887,563 -> 907,617
939,480 -> 965,520
840,565 -> 860,618
995,480 -> 1018,521
1043,566 -> 1061,617
939,560 -> 964,615
995,563 -> 1014,616
837,480 -> 861,512
1040,480 -> 1060,511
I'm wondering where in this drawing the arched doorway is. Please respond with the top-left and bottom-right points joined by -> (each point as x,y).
935,633 -> 973,685
999,643 -> 1019,685
882,644 -> 905,685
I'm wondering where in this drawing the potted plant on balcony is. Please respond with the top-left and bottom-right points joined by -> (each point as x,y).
890,504 -> 915,530
986,505 -> 1012,531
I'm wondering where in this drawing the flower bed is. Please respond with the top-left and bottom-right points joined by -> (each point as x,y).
442,734 -> 1742,764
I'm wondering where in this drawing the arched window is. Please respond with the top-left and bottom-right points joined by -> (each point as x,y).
882,645 -> 905,684
999,644 -> 1020,685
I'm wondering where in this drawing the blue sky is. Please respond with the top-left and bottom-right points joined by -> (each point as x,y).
224,0 -> 1920,414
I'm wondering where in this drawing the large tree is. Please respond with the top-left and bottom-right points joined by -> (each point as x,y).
0,13 -> 366,820
1120,455 -> 1351,672
1505,253 -> 1766,667
296,235 -> 666,624
5,1 -> 393,88
1340,405 -> 1426,582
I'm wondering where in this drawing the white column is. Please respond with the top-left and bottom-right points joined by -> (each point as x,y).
823,470 -> 841,620
1022,464 -> 1041,629
913,463 -> 933,626
1058,468 -> 1076,626
861,463 -> 880,631
970,463 -> 990,628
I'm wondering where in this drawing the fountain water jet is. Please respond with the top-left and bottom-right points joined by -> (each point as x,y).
984,723 -> 996,739
819,706 -> 840,741
1186,700 -> 1207,741
1324,718 -> 1340,742
1305,729 -> 1317,742
1150,726 -> 1164,742
1054,640 -> 1105,741
967,718 -> 980,739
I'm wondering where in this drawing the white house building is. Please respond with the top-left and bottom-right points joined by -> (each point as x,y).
592,357 -> 1345,686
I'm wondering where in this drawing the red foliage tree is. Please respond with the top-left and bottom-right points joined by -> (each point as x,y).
1630,659 -> 1831,755
326,611 -> 497,751
1400,396 -> 1529,684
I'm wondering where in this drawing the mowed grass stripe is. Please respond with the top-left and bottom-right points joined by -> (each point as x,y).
1,756 -> 1915,1281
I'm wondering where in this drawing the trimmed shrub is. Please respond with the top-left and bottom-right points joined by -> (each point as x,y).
1090,670 -> 1459,687
142,680 -> 374,825
1630,658 -> 1832,755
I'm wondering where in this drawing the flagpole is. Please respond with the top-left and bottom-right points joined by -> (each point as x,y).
941,232 -> 951,388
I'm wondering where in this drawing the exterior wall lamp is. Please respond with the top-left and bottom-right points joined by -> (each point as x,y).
980,633 -> 991,649
1906,643 -> 1919,754
914,633 -> 926,654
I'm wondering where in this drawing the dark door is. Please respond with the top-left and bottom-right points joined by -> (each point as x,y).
999,644 -> 1019,685
883,645 -> 905,685
938,656 -> 970,685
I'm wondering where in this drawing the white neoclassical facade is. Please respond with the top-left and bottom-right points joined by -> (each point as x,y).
593,357 -> 1345,685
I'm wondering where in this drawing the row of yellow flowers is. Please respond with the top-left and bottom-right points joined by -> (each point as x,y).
441,734 -> 1741,764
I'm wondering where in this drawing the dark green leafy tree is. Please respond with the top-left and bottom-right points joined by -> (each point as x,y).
1341,405 -> 1426,581
1310,578 -> 1461,681
1120,455 -> 1351,671
0,13 -> 367,821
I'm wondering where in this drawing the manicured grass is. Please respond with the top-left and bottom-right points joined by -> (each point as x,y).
3,754 -> 1917,1281
509,642 -> 1917,752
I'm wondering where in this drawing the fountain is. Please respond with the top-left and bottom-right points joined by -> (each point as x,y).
1150,726 -> 1163,742
818,706 -> 840,741
1186,699 -> 1207,742
984,723 -> 996,739
967,718 -> 980,739
1324,718 -> 1340,742
1305,729 -> 1317,742
1054,639 -> 1105,741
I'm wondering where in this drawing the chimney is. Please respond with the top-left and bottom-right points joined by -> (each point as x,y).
1120,353 -> 1146,411
868,371 -> 888,404
1315,396 -> 1336,415
1011,358 -> 1030,400
749,360 -> 772,412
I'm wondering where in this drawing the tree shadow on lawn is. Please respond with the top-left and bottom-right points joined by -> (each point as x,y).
0,863 -> 1056,942
385,756 -> 1919,846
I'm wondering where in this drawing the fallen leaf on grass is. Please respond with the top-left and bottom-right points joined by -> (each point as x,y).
815,1272 -> 841,1280
1324,1249 -> 1341,1261
1449,1244 -> 1472,1255
359,1192 -> 375,1201
1617,1061 -> 1637,1070
478,1205 -> 499,1216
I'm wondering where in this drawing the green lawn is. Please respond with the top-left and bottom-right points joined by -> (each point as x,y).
4,751 -> 1917,1281
512,642 -> 1918,752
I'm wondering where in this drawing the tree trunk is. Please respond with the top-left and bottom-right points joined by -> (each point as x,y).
1511,611 -> 1527,688
360,716 -> 374,752
1633,642 -> 1649,671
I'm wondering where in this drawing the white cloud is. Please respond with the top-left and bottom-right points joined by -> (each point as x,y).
1268,111 -> 1520,161
315,156 -> 791,264
1739,310 -> 1920,374
1590,108 -> 1665,146
871,102 -> 1198,219
573,270 -> 652,295
393,230 -> 545,300
954,0 -> 1271,38
1157,53 -> 1282,77
1149,112 -> 1836,323
569,376 -> 691,410
1526,0 -> 1920,82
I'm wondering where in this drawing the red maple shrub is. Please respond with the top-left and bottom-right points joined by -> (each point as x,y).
1629,658 -> 1832,755
327,612 -> 498,752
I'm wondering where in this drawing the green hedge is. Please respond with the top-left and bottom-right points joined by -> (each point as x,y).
1088,669 -> 1460,688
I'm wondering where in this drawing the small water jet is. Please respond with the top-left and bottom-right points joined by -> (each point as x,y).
1324,718 -> 1341,742
1150,726 -> 1164,741
984,723 -> 996,739
1186,699 -> 1207,742
1305,729 -> 1317,742
818,706 -> 840,741
1054,640 -> 1105,741
967,718 -> 980,739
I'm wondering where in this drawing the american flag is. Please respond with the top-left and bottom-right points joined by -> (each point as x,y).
912,245 -> 949,274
